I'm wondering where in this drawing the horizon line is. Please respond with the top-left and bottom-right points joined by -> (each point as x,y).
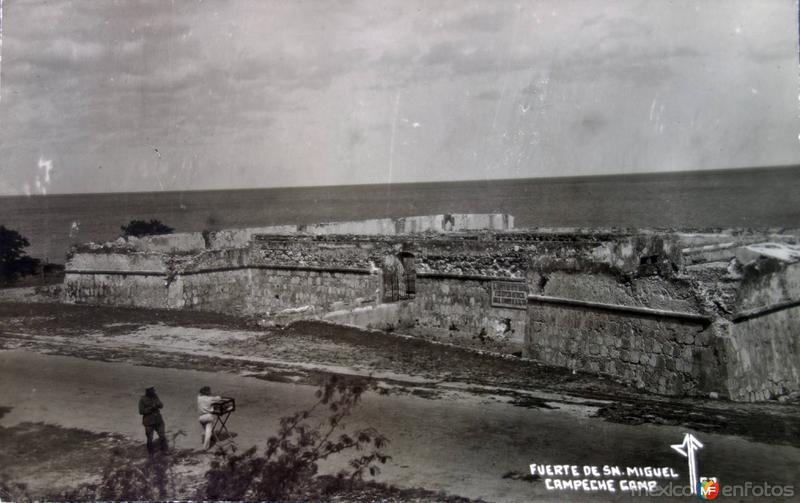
1,163 -> 798,199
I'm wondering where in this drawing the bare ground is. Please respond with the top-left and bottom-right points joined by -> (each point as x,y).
0,417 -> 486,502
0,301 -> 797,448
1,300 -> 799,501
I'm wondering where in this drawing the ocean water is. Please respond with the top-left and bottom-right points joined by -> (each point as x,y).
1,166 -> 799,263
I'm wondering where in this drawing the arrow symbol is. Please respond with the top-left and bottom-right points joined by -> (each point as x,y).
671,433 -> 703,494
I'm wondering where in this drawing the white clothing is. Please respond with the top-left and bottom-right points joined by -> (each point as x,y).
197,394 -> 222,449
197,394 -> 223,415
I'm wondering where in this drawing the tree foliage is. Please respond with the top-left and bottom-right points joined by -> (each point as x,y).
61,376 -> 389,501
58,431 -> 188,502
204,375 -> 390,500
120,219 -> 174,238
95,448 -> 175,500
0,225 -> 40,285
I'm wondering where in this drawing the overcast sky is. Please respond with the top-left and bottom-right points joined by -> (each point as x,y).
0,0 -> 797,195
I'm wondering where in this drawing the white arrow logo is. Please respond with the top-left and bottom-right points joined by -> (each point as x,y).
671,433 -> 704,495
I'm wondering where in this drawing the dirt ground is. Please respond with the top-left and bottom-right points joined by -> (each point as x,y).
1,301 -> 797,447
1,300 -> 799,501
0,414 -> 480,502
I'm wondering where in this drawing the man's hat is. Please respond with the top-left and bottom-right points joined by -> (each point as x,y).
146,386 -> 156,391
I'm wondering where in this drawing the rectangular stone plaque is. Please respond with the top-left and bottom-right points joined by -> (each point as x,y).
491,281 -> 528,310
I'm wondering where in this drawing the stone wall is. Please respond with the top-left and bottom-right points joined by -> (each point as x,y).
64,251 -> 169,308
174,268 -> 379,316
527,301 -> 716,395
172,269 -> 250,313
199,213 -> 514,248
725,307 -> 800,401
67,250 -> 167,273
66,256 -> 379,318
523,235 -> 725,397
410,276 -> 527,353
524,239 -> 800,400
250,237 -> 376,270
720,261 -> 800,401
248,269 -> 378,314
322,300 -> 416,331
258,213 -> 514,236
62,224 -> 800,401
64,272 -> 169,309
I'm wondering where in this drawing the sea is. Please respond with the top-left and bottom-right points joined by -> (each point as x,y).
1,166 -> 799,263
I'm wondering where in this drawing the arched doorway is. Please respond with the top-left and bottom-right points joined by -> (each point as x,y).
398,251 -> 416,297
381,252 -> 416,302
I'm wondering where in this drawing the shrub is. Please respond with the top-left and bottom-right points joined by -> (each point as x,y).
0,225 -> 41,285
95,448 -> 174,500
120,219 -> 174,238
65,376 -> 389,501
0,476 -> 31,503
204,375 -> 390,500
60,430 -> 188,501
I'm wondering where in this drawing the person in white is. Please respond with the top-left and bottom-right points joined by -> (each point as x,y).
197,385 -> 223,450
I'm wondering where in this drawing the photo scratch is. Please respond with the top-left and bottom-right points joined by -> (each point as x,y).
0,0 -> 4,101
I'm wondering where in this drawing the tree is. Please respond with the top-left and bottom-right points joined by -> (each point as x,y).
60,376 -> 390,501
0,226 -> 41,285
204,375 -> 390,500
120,219 -> 174,238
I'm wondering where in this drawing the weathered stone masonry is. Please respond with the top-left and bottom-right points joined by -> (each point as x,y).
63,215 -> 800,402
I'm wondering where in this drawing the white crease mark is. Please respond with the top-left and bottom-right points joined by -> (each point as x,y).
388,92 -> 400,184
483,5 -> 523,176
36,157 -> 54,195
153,148 -> 165,191
0,0 -> 4,101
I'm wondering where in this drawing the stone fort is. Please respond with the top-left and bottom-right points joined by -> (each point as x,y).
63,214 -> 800,403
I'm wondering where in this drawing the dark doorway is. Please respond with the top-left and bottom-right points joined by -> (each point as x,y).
381,254 -> 405,302
381,252 -> 416,302
398,252 -> 416,297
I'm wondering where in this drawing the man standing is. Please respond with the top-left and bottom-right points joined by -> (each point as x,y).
197,386 -> 223,450
138,386 -> 168,454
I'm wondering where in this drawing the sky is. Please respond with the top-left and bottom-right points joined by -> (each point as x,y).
0,0 -> 797,195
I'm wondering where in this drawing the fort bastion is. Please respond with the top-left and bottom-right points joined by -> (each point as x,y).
62,214 -> 800,403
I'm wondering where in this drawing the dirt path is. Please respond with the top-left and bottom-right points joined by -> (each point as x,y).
1,302 -> 798,448
1,301 -> 800,501
1,350 -> 800,502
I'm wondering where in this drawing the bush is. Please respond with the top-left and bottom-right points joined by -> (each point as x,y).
95,448 -> 174,500
0,225 -> 41,285
0,476 -> 31,503
66,376 -> 389,501
120,219 -> 174,238
204,375 -> 390,500
57,430 -> 188,501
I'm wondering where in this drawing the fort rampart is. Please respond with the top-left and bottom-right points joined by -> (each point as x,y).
63,214 -> 800,402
